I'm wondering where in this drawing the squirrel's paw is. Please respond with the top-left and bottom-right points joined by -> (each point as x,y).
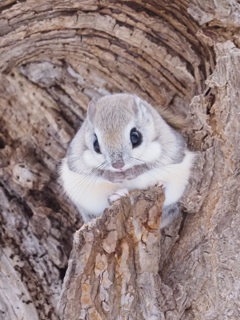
108,188 -> 129,204
157,182 -> 165,188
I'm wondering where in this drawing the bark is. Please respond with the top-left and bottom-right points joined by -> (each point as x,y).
59,188 -> 165,320
0,1 -> 239,320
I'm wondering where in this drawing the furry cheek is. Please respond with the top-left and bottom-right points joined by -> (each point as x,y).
83,150 -> 104,168
132,141 -> 162,163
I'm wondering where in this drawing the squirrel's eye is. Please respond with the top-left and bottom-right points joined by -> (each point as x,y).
130,128 -> 142,148
93,134 -> 101,154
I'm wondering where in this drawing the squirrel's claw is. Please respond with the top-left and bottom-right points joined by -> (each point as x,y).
108,188 -> 129,204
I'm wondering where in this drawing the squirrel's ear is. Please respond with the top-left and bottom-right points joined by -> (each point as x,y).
87,100 -> 96,123
132,96 -> 139,115
132,95 -> 149,121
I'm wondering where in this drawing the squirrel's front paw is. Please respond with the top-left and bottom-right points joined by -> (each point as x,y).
108,188 -> 129,204
157,182 -> 165,188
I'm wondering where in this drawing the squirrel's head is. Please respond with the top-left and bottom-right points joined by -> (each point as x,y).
83,93 -> 164,172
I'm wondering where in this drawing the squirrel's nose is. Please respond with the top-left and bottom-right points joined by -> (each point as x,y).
112,161 -> 125,169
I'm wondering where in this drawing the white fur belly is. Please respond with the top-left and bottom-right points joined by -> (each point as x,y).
122,150 -> 195,206
60,150 -> 194,220
122,167 -> 186,207
60,159 -> 117,215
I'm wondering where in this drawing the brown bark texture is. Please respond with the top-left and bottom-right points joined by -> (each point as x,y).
0,0 -> 239,320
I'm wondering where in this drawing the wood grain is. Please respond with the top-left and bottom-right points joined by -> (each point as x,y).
0,0 -> 239,319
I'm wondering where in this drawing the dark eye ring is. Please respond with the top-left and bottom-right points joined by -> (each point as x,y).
93,134 -> 101,154
130,128 -> 142,148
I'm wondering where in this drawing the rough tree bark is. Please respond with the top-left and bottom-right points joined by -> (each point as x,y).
0,0 -> 239,320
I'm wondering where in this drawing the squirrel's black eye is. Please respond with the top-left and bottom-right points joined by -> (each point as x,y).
130,128 -> 142,148
93,134 -> 101,154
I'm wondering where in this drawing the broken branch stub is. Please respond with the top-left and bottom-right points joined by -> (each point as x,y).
59,188 -> 165,320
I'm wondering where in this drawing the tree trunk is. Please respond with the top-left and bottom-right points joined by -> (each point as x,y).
59,188 -> 165,320
0,1 -> 239,320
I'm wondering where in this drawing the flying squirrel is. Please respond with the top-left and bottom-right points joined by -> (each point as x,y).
60,93 -> 195,228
